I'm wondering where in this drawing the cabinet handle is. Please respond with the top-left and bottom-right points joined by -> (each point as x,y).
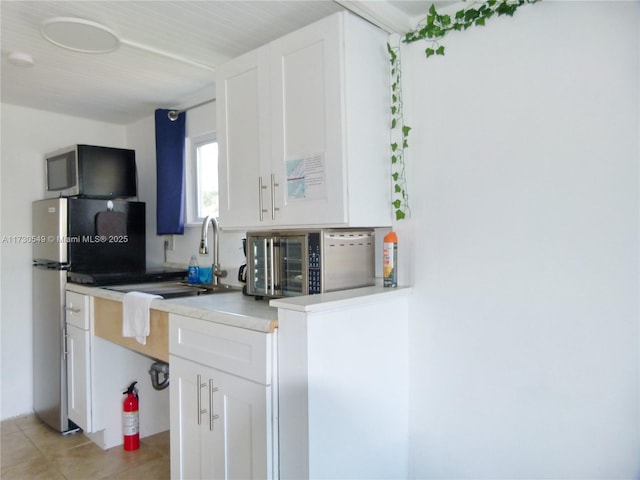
65,306 -> 81,313
209,379 -> 220,431
197,375 -> 208,425
259,177 -> 268,221
270,174 -> 279,220
63,330 -> 68,358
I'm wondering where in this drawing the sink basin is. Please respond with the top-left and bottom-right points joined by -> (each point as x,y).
177,282 -> 242,294
105,281 -> 241,299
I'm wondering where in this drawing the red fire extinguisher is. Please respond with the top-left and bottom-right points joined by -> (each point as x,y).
122,381 -> 139,451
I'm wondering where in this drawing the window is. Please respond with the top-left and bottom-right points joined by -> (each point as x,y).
186,132 -> 218,224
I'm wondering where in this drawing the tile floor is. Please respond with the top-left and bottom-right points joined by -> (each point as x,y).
0,414 -> 169,479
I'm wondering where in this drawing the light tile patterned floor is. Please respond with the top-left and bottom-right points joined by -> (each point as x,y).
0,414 -> 169,479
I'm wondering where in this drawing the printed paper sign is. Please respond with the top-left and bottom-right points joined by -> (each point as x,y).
286,153 -> 326,201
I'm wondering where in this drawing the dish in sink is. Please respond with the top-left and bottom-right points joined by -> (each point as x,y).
105,281 -> 208,298
104,281 -> 242,298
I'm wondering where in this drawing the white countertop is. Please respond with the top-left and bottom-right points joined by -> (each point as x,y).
270,285 -> 412,312
66,283 -> 278,333
67,282 -> 412,332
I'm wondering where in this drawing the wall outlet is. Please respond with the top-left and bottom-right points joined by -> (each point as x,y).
164,235 -> 175,251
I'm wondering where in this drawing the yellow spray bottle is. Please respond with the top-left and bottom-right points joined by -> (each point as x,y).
383,231 -> 398,288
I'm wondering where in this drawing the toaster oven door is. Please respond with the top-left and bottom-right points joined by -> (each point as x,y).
248,236 -> 275,296
278,236 -> 307,296
248,234 -> 307,297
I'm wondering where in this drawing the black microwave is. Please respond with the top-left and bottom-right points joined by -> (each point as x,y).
45,144 -> 137,199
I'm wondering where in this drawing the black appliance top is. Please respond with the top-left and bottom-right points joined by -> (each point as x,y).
67,267 -> 187,286
67,198 -> 146,273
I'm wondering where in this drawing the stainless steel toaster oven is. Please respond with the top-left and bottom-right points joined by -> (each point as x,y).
245,229 -> 375,298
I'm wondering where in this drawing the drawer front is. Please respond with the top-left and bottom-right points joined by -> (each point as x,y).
169,314 -> 273,385
65,292 -> 91,329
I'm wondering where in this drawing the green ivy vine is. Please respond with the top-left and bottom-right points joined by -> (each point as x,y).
388,0 -> 540,220
388,41 -> 411,221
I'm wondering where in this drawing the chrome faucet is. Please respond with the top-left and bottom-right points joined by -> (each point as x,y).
199,216 -> 227,286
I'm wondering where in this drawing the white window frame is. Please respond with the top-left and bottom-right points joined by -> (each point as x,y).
185,131 -> 218,226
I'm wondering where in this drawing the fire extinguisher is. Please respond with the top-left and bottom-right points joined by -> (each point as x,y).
122,381 -> 139,451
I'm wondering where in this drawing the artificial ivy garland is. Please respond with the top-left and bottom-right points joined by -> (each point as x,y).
388,42 -> 411,220
389,0 -> 540,220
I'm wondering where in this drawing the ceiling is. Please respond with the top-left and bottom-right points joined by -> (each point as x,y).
0,1 -> 452,125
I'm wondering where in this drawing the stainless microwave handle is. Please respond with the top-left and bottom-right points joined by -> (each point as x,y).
262,238 -> 269,295
269,237 -> 276,296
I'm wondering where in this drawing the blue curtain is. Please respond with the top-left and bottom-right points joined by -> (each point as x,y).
155,109 -> 186,235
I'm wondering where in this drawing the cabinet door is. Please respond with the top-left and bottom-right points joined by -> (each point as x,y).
217,12 -> 391,230
269,13 -> 346,226
217,47 -> 271,228
66,324 -> 91,432
170,356 -> 214,480
170,355 -> 274,480
211,369 -> 273,480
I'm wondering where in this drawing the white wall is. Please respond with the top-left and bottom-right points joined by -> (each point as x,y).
402,2 -> 639,478
0,105 -> 126,419
125,113 -> 162,264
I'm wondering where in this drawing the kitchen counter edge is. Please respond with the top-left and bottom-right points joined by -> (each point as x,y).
269,285 -> 413,313
66,283 -> 278,333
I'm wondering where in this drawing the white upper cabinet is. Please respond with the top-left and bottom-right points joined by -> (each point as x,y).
217,11 -> 391,229
217,48 -> 269,228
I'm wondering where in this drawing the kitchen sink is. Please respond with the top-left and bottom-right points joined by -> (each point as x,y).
177,282 -> 242,294
105,281 -> 241,299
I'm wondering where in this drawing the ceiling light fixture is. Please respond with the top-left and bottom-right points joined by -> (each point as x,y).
41,17 -> 120,53
39,16 -> 215,71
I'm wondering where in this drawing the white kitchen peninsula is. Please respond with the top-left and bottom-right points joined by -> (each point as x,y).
273,286 -> 411,480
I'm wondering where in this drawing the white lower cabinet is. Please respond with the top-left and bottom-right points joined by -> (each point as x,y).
65,291 -> 92,432
274,290 -> 411,479
170,357 -> 272,479
169,313 -> 277,480
66,323 -> 91,431
65,290 -> 171,450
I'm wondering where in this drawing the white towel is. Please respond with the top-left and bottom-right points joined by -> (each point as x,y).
122,292 -> 162,345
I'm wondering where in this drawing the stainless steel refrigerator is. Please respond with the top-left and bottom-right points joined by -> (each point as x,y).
32,197 -> 145,432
